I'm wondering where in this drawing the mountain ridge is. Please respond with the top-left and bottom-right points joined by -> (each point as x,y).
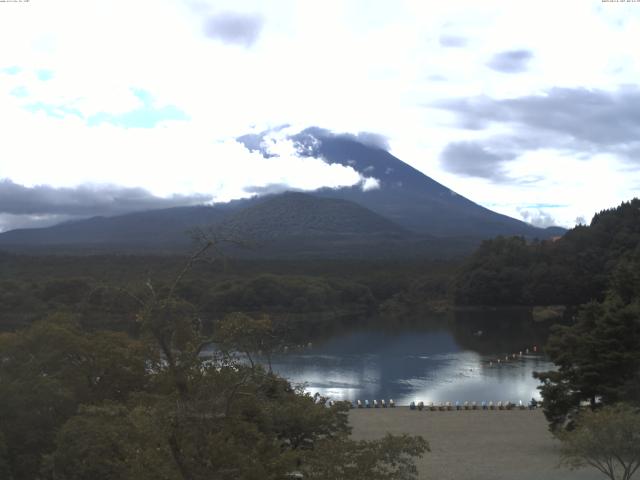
0,129 -> 565,257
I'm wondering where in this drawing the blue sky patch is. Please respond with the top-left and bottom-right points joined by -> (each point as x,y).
87,88 -> 189,128
10,86 -> 28,98
24,102 -> 84,119
36,69 -> 54,81
521,203 -> 568,209
0,66 -> 21,75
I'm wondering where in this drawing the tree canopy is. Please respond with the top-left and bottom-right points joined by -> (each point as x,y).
559,403 -> 640,480
0,246 -> 428,480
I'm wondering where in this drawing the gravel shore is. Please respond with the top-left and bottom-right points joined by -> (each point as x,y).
349,408 -> 603,480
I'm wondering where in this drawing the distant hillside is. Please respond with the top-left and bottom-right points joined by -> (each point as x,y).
0,202 -> 248,252
217,192 -> 407,240
0,128 -> 566,256
0,193 -> 466,258
452,199 -> 640,307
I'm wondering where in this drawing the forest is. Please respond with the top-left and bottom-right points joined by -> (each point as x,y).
453,200 -> 640,434
2,200 -> 640,479
0,244 -> 437,480
453,199 -> 640,308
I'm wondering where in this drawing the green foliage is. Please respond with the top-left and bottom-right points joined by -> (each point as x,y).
0,245 -> 429,480
454,199 -> 640,307
51,403 -> 145,480
535,282 -> 640,431
204,273 -> 375,315
0,316 -> 147,479
216,312 -> 282,370
0,254 -> 457,333
558,403 -> 640,480
0,431 -> 13,480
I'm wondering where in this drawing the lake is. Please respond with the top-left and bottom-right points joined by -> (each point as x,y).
265,312 -> 556,406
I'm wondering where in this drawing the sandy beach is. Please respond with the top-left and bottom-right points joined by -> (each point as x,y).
349,408 -> 604,480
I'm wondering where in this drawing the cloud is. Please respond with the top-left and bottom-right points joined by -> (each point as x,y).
203,12 -> 264,47
291,126 -> 390,152
439,35 -> 467,48
243,183 -> 291,196
0,213 -> 78,232
486,49 -> 533,73
435,87 -> 640,162
352,132 -> 390,151
360,177 -> 381,191
517,207 -> 558,228
439,141 -> 514,181
87,89 -> 189,128
239,126 -> 390,158
0,180 -> 212,217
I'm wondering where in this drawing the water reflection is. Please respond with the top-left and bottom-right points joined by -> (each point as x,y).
268,313 -> 555,405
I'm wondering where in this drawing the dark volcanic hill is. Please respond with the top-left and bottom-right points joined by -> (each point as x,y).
217,192 -> 406,240
211,192 -> 435,258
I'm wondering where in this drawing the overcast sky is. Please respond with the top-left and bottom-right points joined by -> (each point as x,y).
1,0 -> 639,232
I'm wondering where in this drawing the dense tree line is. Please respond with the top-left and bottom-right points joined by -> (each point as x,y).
453,199 -> 640,307
0,254 -> 456,334
0,248 -> 428,480
534,251 -> 640,431
450,200 -> 640,439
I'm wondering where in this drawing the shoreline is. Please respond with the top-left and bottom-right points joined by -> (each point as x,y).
348,408 -> 601,480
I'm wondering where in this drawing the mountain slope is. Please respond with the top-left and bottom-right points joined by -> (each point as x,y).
0,202 -> 247,251
288,128 -> 562,238
217,192 -> 407,240
0,193 -> 440,257
0,128 -> 565,256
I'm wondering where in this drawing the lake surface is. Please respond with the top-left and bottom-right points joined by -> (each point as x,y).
265,313 -> 555,406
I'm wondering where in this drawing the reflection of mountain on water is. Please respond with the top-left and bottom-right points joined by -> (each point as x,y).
270,314 -> 555,403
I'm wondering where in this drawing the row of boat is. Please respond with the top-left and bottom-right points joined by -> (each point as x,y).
409,400 -> 538,410
352,399 -> 396,408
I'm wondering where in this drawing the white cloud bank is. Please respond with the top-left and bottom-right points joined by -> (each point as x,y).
0,0 -> 639,230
